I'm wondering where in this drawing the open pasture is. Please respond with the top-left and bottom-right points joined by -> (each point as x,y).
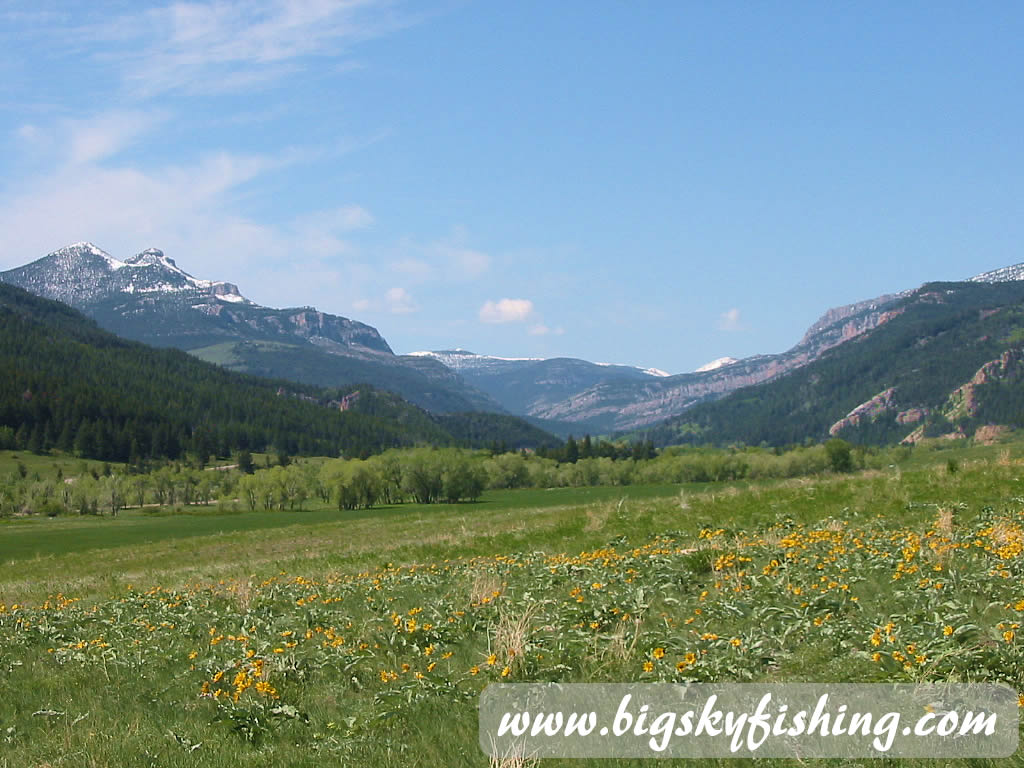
1,454 -> 1022,766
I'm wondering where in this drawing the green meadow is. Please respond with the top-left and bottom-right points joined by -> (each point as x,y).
0,444 -> 1022,766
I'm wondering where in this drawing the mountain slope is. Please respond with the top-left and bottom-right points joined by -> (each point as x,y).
639,280 -> 1024,447
1,243 -> 502,413
0,282 -> 554,462
417,291 -> 906,434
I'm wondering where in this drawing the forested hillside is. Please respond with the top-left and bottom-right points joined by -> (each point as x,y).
641,281 -> 1024,446
0,284 -> 554,462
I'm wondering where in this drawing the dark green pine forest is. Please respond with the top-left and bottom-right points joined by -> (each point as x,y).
0,283 -> 555,462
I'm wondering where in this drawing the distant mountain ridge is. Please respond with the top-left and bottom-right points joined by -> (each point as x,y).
9,242 -> 1024,438
411,293 -> 911,434
411,349 -> 671,378
408,350 -> 674,427
0,243 -> 500,414
417,263 -> 1024,434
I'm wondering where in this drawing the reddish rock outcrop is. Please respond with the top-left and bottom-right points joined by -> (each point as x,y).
829,388 -> 897,436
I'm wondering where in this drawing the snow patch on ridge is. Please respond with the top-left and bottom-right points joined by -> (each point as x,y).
414,349 -> 670,376
968,263 -> 1024,283
695,356 -> 739,373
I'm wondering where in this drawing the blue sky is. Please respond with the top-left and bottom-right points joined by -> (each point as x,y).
1,1 -> 1022,373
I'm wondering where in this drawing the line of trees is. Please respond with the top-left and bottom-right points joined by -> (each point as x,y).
1,438 -> 912,519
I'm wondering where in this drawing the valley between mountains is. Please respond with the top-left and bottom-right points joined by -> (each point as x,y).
5,242 -> 1024,446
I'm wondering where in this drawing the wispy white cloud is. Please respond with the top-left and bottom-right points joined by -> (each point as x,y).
718,307 -> 745,331
375,231 -> 491,286
480,298 -> 533,324
77,0 -> 408,97
385,286 -> 417,314
65,110 -> 167,165
289,205 -> 374,258
16,124 -> 39,141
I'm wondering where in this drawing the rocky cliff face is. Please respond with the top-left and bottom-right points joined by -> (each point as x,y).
797,293 -> 907,346
944,347 -> 1024,421
828,388 -> 898,436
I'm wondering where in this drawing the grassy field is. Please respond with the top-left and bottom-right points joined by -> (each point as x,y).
0,451 -> 120,483
1,448 -> 1022,766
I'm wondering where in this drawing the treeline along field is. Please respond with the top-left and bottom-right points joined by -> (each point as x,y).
0,439 -> 912,519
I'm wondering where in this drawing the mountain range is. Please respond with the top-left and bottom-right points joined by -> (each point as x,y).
0,243 -> 502,415
5,242 -> 1024,444
410,293 -> 907,432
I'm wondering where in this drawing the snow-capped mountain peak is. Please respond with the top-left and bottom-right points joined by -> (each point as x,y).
119,247 -> 232,295
126,247 -> 178,270
0,242 -> 251,307
1,242 -> 394,358
55,241 -> 127,270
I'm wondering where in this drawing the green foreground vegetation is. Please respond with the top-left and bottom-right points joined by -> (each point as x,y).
0,438 -> 911,522
1,439 -> 1023,766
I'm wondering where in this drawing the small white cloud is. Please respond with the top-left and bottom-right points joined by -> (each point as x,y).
16,124 -> 38,141
386,287 -> 417,315
66,110 -> 166,165
718,308 -> 744,332
480,298 -> 534,324
352,298 -> 373,312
